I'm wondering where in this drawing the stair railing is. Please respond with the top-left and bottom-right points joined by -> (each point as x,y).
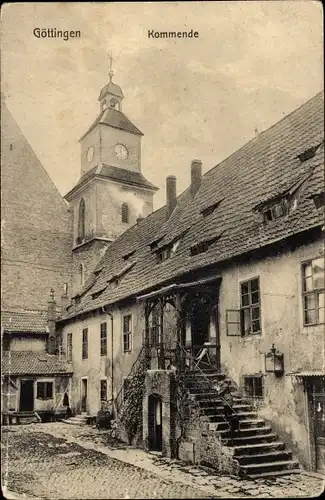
176,342 -> 240,424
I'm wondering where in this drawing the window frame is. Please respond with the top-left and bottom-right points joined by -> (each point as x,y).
78,198 -> 86,240
66,332 -> 73,362
100,378 -> 108,402
82,327 -> 89,360
122,314 -> 133,353
240,276 -> 262,336
100,322 -> 108,356
301,257 -> 325,326
242,375 -> 264,400
36,380 -> 54,400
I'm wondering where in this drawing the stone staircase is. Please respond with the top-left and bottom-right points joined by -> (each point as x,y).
63,412 -> 89,426
184,369 -> 300,479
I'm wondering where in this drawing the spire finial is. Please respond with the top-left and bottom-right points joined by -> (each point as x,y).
108,52 -> 114,82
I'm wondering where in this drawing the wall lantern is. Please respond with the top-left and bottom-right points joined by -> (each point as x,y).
265,344 -> 284,375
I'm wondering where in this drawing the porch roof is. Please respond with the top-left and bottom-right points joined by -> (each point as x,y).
2,351 -> 73,376
286,370 -> 325,378
136,274 -> 222,301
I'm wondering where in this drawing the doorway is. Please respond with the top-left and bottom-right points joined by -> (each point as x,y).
309,378 -> 325,473
20,379 -> 34,411
190,295 -> 211,350
148,394 -> 163,451
81,379 -> 88,413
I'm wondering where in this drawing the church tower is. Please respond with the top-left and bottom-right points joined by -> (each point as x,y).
65,61 -> 158,295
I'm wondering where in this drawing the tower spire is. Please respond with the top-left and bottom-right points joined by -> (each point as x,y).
108,52 -> 114,82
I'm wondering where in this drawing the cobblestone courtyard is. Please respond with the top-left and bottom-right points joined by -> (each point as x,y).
1,423 -> 324,499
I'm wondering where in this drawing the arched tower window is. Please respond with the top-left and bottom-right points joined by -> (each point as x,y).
110,98 -> 120,111
79,263 -> 85,287
78,198 -> 85,241
121,203 -> 129,223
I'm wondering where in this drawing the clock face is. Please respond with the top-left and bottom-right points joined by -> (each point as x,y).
114,144 -> 128,161
87,146 -> 94,163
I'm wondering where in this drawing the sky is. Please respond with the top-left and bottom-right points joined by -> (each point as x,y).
1,1 -> 323,209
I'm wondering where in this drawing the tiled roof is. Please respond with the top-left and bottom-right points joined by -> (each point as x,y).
62,91 -> 325,320
80,108 -> 143,141
65,164 -> 158,200
2,351 -> 73,376
1,310 -> 48,334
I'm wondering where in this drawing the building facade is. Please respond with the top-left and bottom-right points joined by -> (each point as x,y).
57,91 -> 325,474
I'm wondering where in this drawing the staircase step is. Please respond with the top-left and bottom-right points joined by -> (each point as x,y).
239,419 -> 265,429
237,450 -> 293,465
246,469 -> 301,479
233,411 -> 258,420
234,441 -> 286,456
231,433 -> 278,445
219,426 -> 272,438
241,459 -> 300,476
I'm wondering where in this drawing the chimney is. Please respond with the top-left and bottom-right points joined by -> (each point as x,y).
137,215 -> 144,224
190,159 -> 202,197
166,175 -> 177,220
47,289 -> 57,355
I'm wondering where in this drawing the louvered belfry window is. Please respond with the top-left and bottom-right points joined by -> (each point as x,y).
121,203 -> 129,223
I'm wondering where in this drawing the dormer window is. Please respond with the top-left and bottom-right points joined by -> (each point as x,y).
263,198 -> 289,222
156,237 -> 181,263
201,200 -> 223,217
190,235 -> 220,256
297,142 -> 322,163
312,192 -> 325,210
121,203 -> 129,223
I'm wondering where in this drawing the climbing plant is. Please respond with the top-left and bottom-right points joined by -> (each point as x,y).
119,354 -> 148,445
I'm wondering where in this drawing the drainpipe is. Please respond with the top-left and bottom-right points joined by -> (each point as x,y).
102,306 -> 114,401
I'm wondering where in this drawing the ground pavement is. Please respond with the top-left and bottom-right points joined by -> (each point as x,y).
1,422 -> 324,499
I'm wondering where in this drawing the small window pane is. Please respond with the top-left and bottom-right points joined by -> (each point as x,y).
252,319 -> 260,333
252,306 -> 260,320
241,282 -> 249,295
243,309 -> 252,335
302,263 -> 312,278
303,276 -> 313,292
251,279 -> 259,292
304,308 -> 316,325
241,294 -> 250,307
305,294 -> 316,310
313,258 -> 325,290
251,291 -> 259,304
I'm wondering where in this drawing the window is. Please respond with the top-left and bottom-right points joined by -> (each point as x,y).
190,236 -> 220,256
100,379 -> 107,401
243,376 -> 264,399
79,264 -> 85,287
121,203 -> 129,223
100,322 -> 107,356
263,199 -> 288,222
82,328 -> 88,359
67,333 -> 72,362
78,198 -> 85,241
63,282 -> 68,295
302,257 -> 325,325
312,192 -> 325,209
37,381 -> 53,400
226,277 -> 261,336
201,200 -> 222,217
150,307 -> 161,346
157,247 -> 171,263
241,278 -> 261,335
122,314 -> 132,353
297,143 -> 322,162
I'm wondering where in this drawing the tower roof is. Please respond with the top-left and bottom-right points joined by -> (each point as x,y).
98,80 -> 124,101
80,107 -> 143,141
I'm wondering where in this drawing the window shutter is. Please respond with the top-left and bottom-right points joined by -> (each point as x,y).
226,309 -> 243,336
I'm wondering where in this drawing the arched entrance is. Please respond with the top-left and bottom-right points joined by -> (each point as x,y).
148,394 -> 163,451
